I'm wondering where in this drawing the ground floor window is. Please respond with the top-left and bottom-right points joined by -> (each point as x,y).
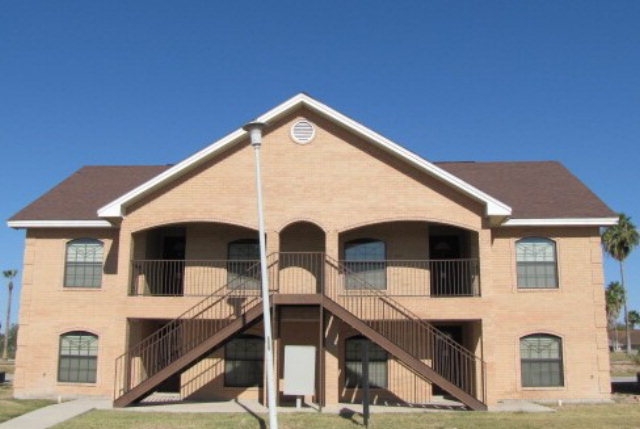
520,334 -> 564,387
224,335 -> 264,387
58,331 -> 98,383
345,336 -> 388,388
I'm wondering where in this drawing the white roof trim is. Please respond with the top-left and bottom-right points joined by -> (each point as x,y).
8,220 -> 114,229
501,217 -> 618,227
98,93 -> 512,218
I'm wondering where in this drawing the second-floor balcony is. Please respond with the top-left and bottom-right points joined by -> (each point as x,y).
129,253 -> 480,298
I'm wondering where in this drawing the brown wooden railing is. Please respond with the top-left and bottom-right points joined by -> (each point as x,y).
130,256 -> 479,297
323,255 -> 485,403
116,252 -> 485,408
114,279 -> 263,399
130,259 -> 261,296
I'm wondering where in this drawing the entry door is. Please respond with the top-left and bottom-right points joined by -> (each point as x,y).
432,325 -> 464,396
430,236 -> 461,295
162,236 -> 186,295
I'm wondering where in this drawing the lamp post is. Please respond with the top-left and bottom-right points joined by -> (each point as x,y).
243,121 -> 278,429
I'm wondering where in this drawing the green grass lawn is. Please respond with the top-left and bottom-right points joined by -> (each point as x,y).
52,403 -> 640,429
0,385 -> 54,423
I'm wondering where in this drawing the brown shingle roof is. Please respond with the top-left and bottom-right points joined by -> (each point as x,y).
9,161 -> 614,223
9,165 -> 171,221
436,161 -> 615,219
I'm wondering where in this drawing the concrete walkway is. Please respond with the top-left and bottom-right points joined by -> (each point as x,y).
0,397 -> 111,429
0,394 -> 555,429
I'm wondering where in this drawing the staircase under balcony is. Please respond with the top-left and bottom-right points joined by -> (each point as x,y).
115,253 -> 486,410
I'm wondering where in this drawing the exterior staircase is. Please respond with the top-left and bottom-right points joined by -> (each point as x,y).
113,252 -> 486,410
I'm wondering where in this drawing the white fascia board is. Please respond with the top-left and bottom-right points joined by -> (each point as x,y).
501,217 -> 618,227
97,96 -> 311,218
8,220 -> 115,229
98,128 -> 246,217
98,93 -> 512,219
292,95 -> 512,217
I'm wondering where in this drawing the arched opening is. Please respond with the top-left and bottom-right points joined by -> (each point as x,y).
339,221 -> 480,296
130,222 -> 259,296
278,221 -> 326,294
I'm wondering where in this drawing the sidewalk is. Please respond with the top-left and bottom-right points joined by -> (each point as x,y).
0,394 -> 555,429
0,397 -> 111,429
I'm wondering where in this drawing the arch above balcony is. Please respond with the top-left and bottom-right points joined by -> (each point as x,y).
338,216 -> 480,235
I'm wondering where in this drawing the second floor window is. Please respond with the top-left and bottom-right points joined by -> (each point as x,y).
516,237 -> 558,289
65,239 -> 104,288
227,239 -> 260,290
344,239 -> 386,290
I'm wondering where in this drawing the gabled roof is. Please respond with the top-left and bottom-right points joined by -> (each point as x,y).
8,94 -> 617,229
8,166 -> 170,228
437,161 -> 616,226
8,162 -> 616,228
96,93 -> 512,219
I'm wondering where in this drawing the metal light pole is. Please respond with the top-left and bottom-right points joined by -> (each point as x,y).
243,121 -> 278,429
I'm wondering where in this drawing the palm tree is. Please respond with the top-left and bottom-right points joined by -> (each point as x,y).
606,281 -> 625,350
2,270 -> 17,361
602,213 -> 640,354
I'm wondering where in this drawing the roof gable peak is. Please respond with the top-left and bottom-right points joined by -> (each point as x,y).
98,93 -> 512,219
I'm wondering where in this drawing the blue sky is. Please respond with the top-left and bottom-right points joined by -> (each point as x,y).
1,1 -> 639,326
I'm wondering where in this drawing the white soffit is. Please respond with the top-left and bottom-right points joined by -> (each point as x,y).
8,220 -> 114,229
98,93 -> 512,218
501,217 -> 618,227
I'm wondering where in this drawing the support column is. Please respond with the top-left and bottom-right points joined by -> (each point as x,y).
323,312 -> 340,405
325,229 -> 339,261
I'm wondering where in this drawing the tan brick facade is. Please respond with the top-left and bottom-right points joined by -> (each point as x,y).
12,104 -> 611,407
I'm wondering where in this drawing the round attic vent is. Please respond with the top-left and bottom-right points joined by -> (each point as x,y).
290,119 -> 316,144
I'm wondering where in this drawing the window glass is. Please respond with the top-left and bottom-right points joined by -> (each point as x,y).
224,335 -> 264,387
520,334 -> 564,387
227,239 -> 260,289
345,239 -> 386,290
516,238 -> 558,288
345,336 -> 387,388
58,331 -> 98,383
65,239 -> 103,288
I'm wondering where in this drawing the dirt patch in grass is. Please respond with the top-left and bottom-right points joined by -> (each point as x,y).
0,362 -> 15,375
611,352 -> 640,376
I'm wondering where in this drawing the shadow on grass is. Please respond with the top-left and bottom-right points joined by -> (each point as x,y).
338,408 -> 364,426
235,399 -> 266,429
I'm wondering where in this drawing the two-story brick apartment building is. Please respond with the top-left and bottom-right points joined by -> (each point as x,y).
8,94 -> 616,410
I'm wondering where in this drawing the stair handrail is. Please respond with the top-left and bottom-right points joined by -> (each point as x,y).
114,256 -> 278,398
324,254 -> 484,399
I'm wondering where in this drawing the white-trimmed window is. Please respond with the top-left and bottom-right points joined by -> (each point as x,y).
65,239 -> 104,288
344,336 -> 388,388
520,334 -> 564,387
516,237 -> 558,288
344,239 -> 387,290
58,331 -> 98,383
224,335 -> 264,387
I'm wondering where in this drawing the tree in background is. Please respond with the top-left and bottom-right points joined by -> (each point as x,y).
0,324 -> 18,359
606,281 -> 625,351
2,270 -> 17,360
602,213 -> 640,354
628,310 -> 640,330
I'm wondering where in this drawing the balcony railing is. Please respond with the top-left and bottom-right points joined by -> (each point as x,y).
130,255 -> 479,297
